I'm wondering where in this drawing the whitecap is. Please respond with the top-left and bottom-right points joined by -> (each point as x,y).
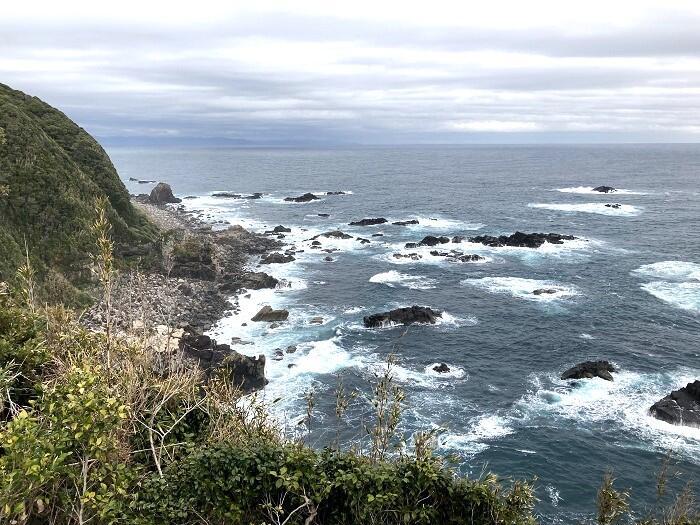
368,270 -> 436,290
529,203 -> 641,216
461,277 -> 580,302
632,261 -> 700,282
641,281 -> 700,313
395,216 -> 484,231
437,414 -> 514,455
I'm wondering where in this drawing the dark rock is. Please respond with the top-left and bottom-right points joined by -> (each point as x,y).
318,213 -> 330,217
212,192 -> 243,198
286,345 -> 297,354
561,361 -> 616,382
433,363 -> 451,373
418,235 -> 450,247
246,193 -> 264,199
349,217 -> 388,226
469,232 -> 576,249
149,182 -> 182,204
363,305 -> 442,328
649,381 -> 700,428
260,252 -> 295,264
319,230 -> 353,239
372,233 -> 384,237
393,253 -> 422,260
284,192 -> 319,202
605,203 -> 622,209
220,271 -> 279,292
272,350 -> 284,361
452,236 -> 466,243
324,256 -> 333,262
179,333 -> 266,393
457,254 -> 484,262
356,237 -> 371,244
251,305 -> 289,322
593,185 -> 616,193
533,288 -> 558,295
326,191 -> 346,195
311,240 -> 322,246
272,225 -> 292,233
404,243 -> 418,249
309,316 -> 324,325
393,219 -> 419,226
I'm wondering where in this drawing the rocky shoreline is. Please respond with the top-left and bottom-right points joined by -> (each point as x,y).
85,184 -> 284,392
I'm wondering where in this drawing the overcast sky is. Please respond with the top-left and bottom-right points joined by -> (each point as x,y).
3,0 -> 700,144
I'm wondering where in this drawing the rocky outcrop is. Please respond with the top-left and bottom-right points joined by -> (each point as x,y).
593,186 -> 616,193
251,306 -> 289,322
533,288 -> 557,295
363,305 -> 442,328
326,191 -> 346,195
470,232 -> 576,248
429,250 -> 484,263
271,225 -> 292,233
179,333 -> 267,392
312,230 -> 353,240
284,192 -> 319,202
349,218 -> 387,226
220,271 -> 279,292
150,182 -> 182,204
561,361 -> 616,382
433,363 -> 450,373
260,252 -> 295,264
393,253 -> 422,260
393,220 -> 419,226
649,381 -> 700,428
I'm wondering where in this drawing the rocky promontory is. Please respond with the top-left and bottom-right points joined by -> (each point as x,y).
649,380 -> 700,428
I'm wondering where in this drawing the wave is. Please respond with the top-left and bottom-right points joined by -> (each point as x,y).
369,270 -> 436,290
632,261 -> 700,282
529,203 -> 641,216
460,277 -> 580,302
437,414 -> 514,456
514,369 -> 700,462
641,282 -> 700,313
556,186 -> 648,195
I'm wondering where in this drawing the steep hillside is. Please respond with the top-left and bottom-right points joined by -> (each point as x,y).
0,83 -> 157,299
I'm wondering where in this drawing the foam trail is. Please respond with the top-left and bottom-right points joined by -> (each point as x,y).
529,203 -> 641,216
641,282 -> 700,313
632,261 -> 700,281
437,414 -> 513,455
461,277 -> 580,302
369,270 -> 436,290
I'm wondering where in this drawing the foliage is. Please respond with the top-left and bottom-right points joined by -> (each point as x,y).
0,82 -> 158,300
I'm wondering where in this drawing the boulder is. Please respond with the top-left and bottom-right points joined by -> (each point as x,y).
593,185 -> 616,193
418,235 -> 450,247
149,182 -> 181,204
349,218 -> 388,226
561,360 -> 615,382
179,333 -> 267,393
363,305 -> 442,328
452,236 -> 466,243
260,252 -> 295,264
324,256 -> 334,262
284,192 -> 319,202
649,381 -> 700,428
533,288 -> 558,295
272,225 -> 292,233
356,237 -> 371,244
469,232 -> 576,249
251,306 -> 289,322
393,219 -> 419,226
433,363 -> 451,373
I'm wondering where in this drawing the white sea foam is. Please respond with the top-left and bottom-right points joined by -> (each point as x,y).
515,369 -> 700,462
343,306 -> 364,314
394,216 -> 484,231
437,414 -> 513,455
461,277 -> 580,302
529,202 -> 641,216
632,261 -> 700,282
641,282 -> 700,313
369,270 -> 436,290
556,186 -> 648,195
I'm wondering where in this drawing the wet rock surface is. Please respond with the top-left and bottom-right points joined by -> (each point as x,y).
650,381 -> 700,428
561,361 -> 616,382
363,305 -> 442,328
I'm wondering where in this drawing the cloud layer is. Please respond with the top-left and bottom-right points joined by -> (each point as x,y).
3,0 -> 700,144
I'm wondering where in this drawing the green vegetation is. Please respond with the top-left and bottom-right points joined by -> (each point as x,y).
0,83 -> 158,302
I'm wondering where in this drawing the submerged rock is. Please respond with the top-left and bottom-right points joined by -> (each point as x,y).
561,360 -> 616,382
593,185 -> 616,193
349,217 -> 388,226
284,192 -> 319,202
649,381 -> 700,428
469,232 -> 576,249
393,219 -> 419,226
317,230 -> 353,240
212,192 -> 243,198
149,182 -> 182,204
393,253 -> 422,260
605,203 -> 622,209
326,191 -> 346,195
533,288 -> 558,295
363,305 -> 442,328
251,306 -> 289,322
318,213 -> 330,218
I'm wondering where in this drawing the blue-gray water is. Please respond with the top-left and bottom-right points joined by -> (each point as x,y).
111,145 -> 700,522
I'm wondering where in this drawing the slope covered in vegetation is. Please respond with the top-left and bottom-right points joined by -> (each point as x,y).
0,83 -> 157,301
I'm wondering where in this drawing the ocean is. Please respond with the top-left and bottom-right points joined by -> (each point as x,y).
110,144 -> 700,522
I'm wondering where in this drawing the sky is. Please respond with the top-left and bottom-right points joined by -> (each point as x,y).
3,0 -> 700,145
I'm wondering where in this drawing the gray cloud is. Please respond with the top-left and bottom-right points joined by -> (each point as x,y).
2,4 -> 700,144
